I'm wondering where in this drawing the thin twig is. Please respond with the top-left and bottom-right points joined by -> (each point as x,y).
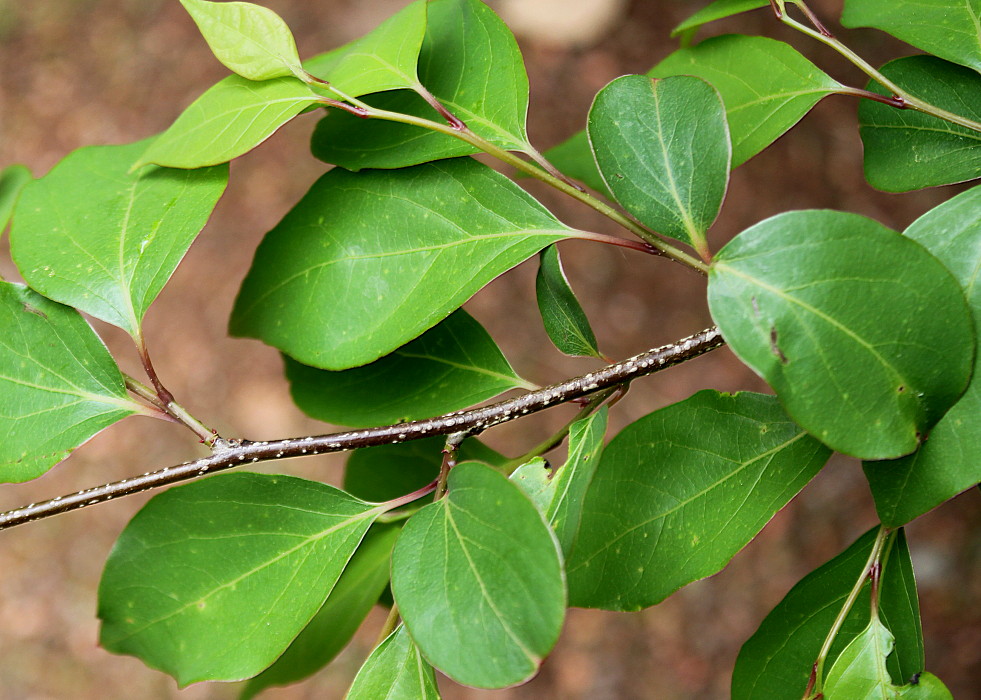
0,327 -> 725,531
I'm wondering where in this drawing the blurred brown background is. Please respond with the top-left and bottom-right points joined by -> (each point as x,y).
1,0 -> 978,698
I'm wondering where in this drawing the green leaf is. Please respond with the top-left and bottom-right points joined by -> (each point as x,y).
391,462 -> 565,688
137,76 -> 322,168
346,625 -> 441,700
671,0 -> 771,38
344,436 -> 504,504
98,472 -> 385,685
708,210 -> 975,459
311,0 -> 531,170
285,309 -> 531,427
541,130 -> 610,196
11,142 -> 227,336
588,75 -> 729,252
179,0 -> 303,81
824,618 -> 950,699
864,185 -> 981,525
0,164 -> 31,234
536,245 -> 602,358
0,282 -> 138,483
651,35 -> 841,167
230,158 -> 574,370
567,391 -> 829,611
240,524 -> 399,699
842,0 -> 981,74
859,56 -> 981,192
302,0 -> 427,97
732,529 -> 924,700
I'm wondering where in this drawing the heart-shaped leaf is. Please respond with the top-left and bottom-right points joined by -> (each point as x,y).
536,245 -> 602,358
12,141 -> 227,336
285,309 -> 532,427
859,56 -> 981,192
733,529 -> 924,700
311,0 -> 532,170
0,282 -> 139,483
391,462 -> 565,688
240,524 -> 399,699
708,210 -> 975,459
230,158 -> 575,370
179,0 -> 303,81
842,0 -> 981,74
588,75 -> 730,253
346,625 -> 441,700
864,185 -> 981,526
568,391 -> 829,611
98,472 -> 385,685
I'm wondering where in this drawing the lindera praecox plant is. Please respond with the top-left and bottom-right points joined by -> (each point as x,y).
1,0 -> 979,697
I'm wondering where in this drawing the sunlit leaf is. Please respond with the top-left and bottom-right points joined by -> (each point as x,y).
842,0 -> 981,74
536,245 -> 602,358
708,210 -> 975,459
98,472 -> 385,685
230,158 -> 575,370
0,282 -> 139,483
859,56 -> 981,192
392,462 -> 565,688
864,185 -> 981,525
347,625 -> 441,700
568,391 -> 829,610
286,310 -> 531,427
180,0 -> 303,81
240,525 -> 399,699
12,141 -> 227,335
311,0 -> 531,170
136,76 -> 322,168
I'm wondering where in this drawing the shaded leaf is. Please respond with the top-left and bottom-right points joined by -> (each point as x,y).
311,0 -> 531,170
536,245 -> 602,358
286,309 -> 531,427
864,185 -> 981,525
842,0 -> 981,74
391,462 -> 565,688
345,436 -> 504,504
0,282 -> 138,483
180,0 -> 303,81
651,35 -> 841,166
302,0 -> 427,97
11,141 -> 227,335
672,0 -> 770,38
230,158 -> 574,370
568,391 -> 829,610
240,525 -> 400,699
541,130 -> 610,196
708,210 -> 975,459
588,75 -> 729,252
137,76 -> 322,168
859,56 -> 981,192
98,472 -> 385,685
732,529 -> 924,700
0,164 -> 30,234
346,625 -> 440,700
